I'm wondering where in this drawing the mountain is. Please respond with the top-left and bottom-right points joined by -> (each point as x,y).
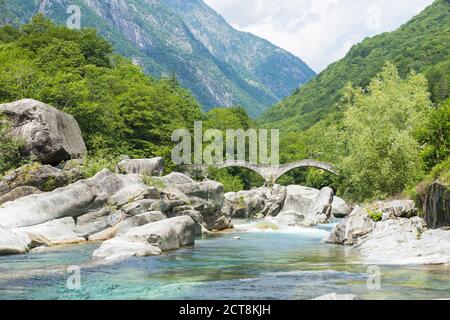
0,0 -> 315,117
259,0 -> 450,130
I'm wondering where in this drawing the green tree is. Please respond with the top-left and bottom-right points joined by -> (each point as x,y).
415,99 -> 450,171
337,63 -> 431,201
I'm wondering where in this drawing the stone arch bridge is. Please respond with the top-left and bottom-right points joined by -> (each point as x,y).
185,159 -> 338,183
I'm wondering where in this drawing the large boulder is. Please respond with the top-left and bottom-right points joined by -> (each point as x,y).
327,206 -> 375,245
223,189 -> 266,219
0,99 -> 86,164
424,182 -> 450,229
116,158 -> 164,176
0,226 -> 29,255
91,238 -> 162,262
173,180 -> 224,214
157,174 -> 230,231
0,170 -> 151,229
223,185 -> 287,219
331,196 -> 351,218
92,216 -> 195,261
0,163 -> 82,198
356,217 -> 450,265
282,185 -> 318,213
278,186 -> 334,226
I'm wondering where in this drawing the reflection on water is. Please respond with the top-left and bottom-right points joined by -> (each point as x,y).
0,219 -> 449,300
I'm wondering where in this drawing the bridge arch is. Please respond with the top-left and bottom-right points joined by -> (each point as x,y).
184,159 -> 338,184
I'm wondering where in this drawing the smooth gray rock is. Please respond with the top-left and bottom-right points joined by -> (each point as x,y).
0,99 -> 86,164
224,189 -> 265,219
75,208 -> 127,238
282,185 -> 318,213
93,216 -> 196,261
314,187 -> 333,214
356,217 -> 450,265
122,216 -> 196,251
14,217 -> 85,248
160,177 -> 230,231
0,170 -> 150,229
0,186 -> 42,205
274,211 -> 305,227
327,206 -> 375,245
331,196 -> 351,218
174,180 -> 224,215
116,158 -> 164,176
116,211 -> 168,235
278,186 -> 334,226
223,185 -> 287,219
0,226 -> 29,255
91,238 -> 162,262
424,182 -> 450,229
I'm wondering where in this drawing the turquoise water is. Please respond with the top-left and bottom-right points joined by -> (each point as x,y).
0,220 -> 449,300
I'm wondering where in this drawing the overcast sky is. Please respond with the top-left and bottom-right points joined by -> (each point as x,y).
204,0 -> 434,72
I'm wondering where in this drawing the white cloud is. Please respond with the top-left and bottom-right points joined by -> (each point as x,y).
204,0 -> 434,72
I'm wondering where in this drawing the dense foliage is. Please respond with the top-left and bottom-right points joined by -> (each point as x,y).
0,15 -> 202,174
334,64 -> 431,201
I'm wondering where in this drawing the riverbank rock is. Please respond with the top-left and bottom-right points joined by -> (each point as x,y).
0,163 -> 82,199
14,217 -> 86,248
92,216 -> 195,261
0,169 -> 151,229
223,185 -> 287,219
328,199 -> 450,265
116,158 -> 164,176
327,206 -> 375,245
277,186 -> 334,226
0,99 -> 86,165
424,181 -> 450,229
156,173 -> 232,231
91,238 -> 162,262
0,226 -> 29,255
331,196 -> 351,218
223,189 -> 265,219
356,218 -> 450,265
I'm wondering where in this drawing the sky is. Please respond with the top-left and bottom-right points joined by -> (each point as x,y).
204,0 -> 434,72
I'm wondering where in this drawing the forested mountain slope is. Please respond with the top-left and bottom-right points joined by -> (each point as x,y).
260,0 -> 450,130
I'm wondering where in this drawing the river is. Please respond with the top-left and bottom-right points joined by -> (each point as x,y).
0,219 -> 449,300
